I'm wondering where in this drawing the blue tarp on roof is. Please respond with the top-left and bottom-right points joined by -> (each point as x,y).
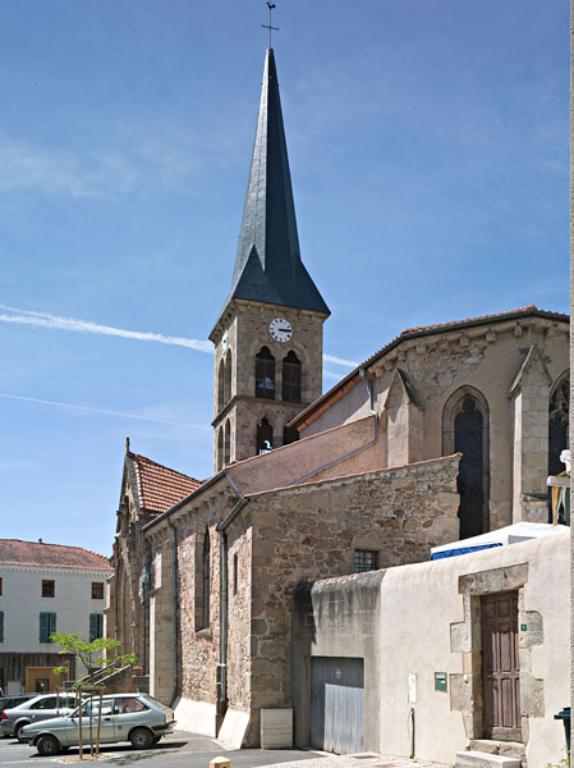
430,543 -> 503,561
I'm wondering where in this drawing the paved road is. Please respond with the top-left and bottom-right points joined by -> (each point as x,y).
0,731 -> 325,768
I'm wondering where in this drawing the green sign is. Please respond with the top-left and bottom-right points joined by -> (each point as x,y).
520,624 -> 527,632
434,672 -> 448,693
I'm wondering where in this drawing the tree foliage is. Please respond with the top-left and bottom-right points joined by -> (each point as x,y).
50,632 -> 137,685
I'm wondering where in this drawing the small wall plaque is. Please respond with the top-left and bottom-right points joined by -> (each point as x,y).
520,624 -> 527,632
434,672 -> 448,692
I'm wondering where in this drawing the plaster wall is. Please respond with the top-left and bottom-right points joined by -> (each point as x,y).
0,565 -> 109,654
0,564 -> 110,690
297,531 -> 569,767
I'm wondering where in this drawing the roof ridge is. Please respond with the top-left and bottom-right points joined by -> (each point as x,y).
0,538 -> 109,558
290,305 -> 569,430
130,452 -> 201,484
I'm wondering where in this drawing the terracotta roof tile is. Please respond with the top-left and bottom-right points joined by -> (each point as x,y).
399,305 -> 558,335
131,453 -> 201,514
0,539 -> 112,571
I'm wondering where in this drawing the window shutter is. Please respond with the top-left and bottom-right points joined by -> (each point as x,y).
89,613 -> 103,642
39,612 -> 48,642
0,611 -> 4,643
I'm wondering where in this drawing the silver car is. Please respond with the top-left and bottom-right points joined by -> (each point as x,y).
0,693 -> 78,740
20,693 -> 175,755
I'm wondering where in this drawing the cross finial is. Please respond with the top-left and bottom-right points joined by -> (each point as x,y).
261,2 -> 279,48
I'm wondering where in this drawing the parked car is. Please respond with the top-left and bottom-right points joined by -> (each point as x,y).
0,693 -> 79,740
20,693 -> 175,755
0,694 -> 35,723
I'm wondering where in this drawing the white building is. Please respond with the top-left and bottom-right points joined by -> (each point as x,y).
0,539 -> 112,693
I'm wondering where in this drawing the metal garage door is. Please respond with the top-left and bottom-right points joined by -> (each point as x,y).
310,657 -> 364,754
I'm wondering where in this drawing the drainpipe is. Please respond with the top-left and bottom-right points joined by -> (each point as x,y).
168,520 -> 181,707
216,476 -> 249,728
142,539 -> 152,678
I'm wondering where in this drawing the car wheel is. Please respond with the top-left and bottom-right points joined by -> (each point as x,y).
129,727 -> 154,750
14,723 -> 28,742
36,735 -> 61,757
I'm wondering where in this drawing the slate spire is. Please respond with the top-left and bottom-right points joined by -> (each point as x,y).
226,48 -> 329,316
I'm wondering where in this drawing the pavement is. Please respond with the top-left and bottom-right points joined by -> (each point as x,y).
0,730 -> 448,768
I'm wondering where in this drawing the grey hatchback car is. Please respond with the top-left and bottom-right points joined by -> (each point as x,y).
0,693 -> 78,739
20,693 -> 175,755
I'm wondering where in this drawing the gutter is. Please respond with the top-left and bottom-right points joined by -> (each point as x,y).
215,472 -> 249,728
168,519 -> 181,708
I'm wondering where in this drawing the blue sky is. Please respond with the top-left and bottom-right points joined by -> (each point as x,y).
0,0 -> 568,555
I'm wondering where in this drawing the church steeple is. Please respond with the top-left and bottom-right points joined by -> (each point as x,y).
226,48 -> 329,316
210,47 -> 328,471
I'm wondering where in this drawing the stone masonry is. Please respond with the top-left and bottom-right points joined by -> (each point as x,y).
230,454 -> 460,744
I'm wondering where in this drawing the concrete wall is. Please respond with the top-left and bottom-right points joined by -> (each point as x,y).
295,532 -> 570,767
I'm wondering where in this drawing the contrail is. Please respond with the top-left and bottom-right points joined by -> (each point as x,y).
0,304 -> 358,367
0,304 -> 213,353
323,353 -> 358,368
0,392 -> 209,428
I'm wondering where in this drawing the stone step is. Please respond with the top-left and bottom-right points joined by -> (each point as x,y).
469,740 -> 525,760
456,750 -> 521,768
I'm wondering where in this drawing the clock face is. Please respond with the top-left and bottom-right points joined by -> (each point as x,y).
269,318 -> 293,343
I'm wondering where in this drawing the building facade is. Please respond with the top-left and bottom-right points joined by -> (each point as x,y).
0,539 -> 112,693
108,45 -> 570,760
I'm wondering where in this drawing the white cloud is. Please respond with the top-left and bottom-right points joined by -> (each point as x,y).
0,129 -> 202,200
0,392 -> 208,428
0,304 -> 357,367
323,353 -> 358,368
0,304 -> 212,353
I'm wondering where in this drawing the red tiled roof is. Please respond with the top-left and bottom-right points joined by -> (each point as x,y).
399,305 -> 565,335
0,540 -> 112,571
131,453 -> 201,514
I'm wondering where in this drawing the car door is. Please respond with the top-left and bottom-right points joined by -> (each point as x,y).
28,696 -> 59,723
78,698 -> 117,745
112,697 -> 150,743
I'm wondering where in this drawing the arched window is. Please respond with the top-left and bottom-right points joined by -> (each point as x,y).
282,351 -> 302,402
283,424 -> 299,446
255,347 -> 275,400
224,350 -> 232,405
256,417 -> 274,454
217,428 -> 224,472
549,373 -> 569,477
199,532 -> 210,630
217,360 -> 225,412
442,387 -> 490,540
224,419 -> 231,466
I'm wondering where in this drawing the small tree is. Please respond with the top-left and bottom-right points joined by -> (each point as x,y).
51,632 -> 137,682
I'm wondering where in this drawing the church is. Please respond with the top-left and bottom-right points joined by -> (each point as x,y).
107,47 -> 569,755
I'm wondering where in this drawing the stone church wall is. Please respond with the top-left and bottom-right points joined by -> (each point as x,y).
241,454 -> 460,745
299,319 -> 569,531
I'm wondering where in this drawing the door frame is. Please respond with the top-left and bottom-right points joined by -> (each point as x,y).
449,563 -> 544,745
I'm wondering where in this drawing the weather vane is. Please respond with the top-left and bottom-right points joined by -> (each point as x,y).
262,2 -> 279,48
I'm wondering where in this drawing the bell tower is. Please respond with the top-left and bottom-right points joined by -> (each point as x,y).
209,48 -> 329,471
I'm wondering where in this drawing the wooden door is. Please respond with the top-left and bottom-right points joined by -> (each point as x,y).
481,592 -> 521,741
